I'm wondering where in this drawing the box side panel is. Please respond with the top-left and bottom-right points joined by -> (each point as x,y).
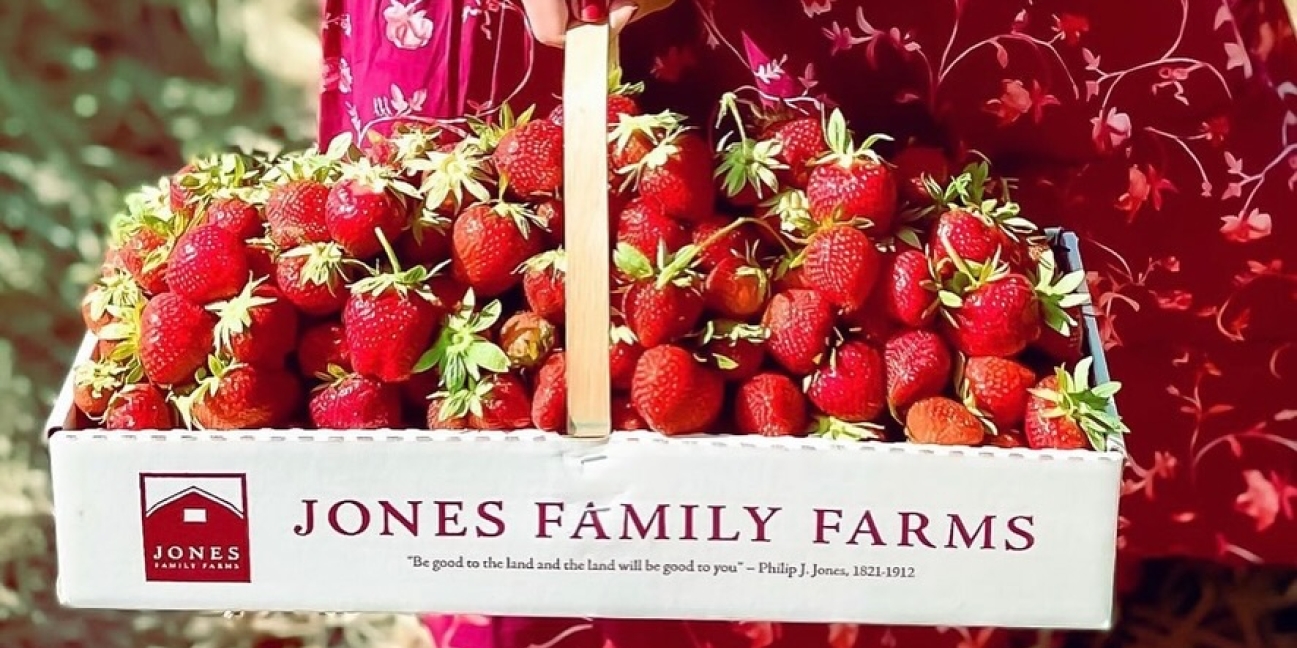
51,432 -> 1120,629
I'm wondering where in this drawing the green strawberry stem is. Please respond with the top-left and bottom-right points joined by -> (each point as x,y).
1029,357 -> 1130,450
811,415 -> 885,442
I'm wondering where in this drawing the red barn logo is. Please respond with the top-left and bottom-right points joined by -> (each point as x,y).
139,473 -> 251,583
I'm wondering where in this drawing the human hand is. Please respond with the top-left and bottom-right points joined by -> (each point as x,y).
521,0 -> 674,48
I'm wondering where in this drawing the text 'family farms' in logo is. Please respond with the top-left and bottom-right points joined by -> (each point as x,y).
139,473 -> 251,583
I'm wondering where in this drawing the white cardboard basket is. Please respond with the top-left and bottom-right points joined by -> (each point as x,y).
44,24 -> 1125,630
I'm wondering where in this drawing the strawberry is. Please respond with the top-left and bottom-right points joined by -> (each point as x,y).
892,145 -> 950,205
880,248 -> 938,327
734,372 -> 808,437
186,357 -> 300,430
984,429 -> 1028,448
531,352 -> 566,432
494,118 -> 563,198
615,197 -> 690,260
609,325 -> 644,390
171,153 -> 262,218
700,320 -> 766,383
275,242 -> 351,316
344,236 -> 443,383
883,329 -> 952,413
169,163 -> 201,217
761,289 -> 834,375
452,373 -> 534,430
418,291 -> 511,396
905,397 -> 987,446
396,209 -> 451,266
81,271 -> 145,336
611,395 -> 647,430
104,384 -> 174,430
536,199 -> 564,245
499,311 -> 557,369
522,249 -> 566,324
400,367 -> 442,416
631,345 -> 724,435
959,356 -> 1037,431
1034,310 -> 1085,363
1030,248 -> 1092,363
622,130 -> 714,221
926,163 -> 1036,271
409,139 -> 494,214
714,132 -> 786,207
118,222 -> 172,296
801,224 -> 881,311
1024,358 -> 1128,450
690,215 -> 762,271
806,110 -> 897,231
806,340 -> 886,423
704,255 -> 770,319
608,110 -> 683,172
73,358 -> 128,419
839,288 -> 897,346
166,225 -> 249,304
809,415 -> 887,442
266,179 -> 333,248
938,256 -> 1041,358
209,279 -> 300,367
245,239 -> 278,280
615,243 -> 705,348
205,195 -> 264,240
309,371 -> 404,429
326,158 -> 417,258
451,201 -> 544,297
297,320 -> 351,378
767,115 -> 826,188
139,292 -> 215,385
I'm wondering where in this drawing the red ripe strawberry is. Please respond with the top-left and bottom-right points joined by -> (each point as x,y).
1024,358 -> 1128,450
464,374 -> 534,430
81,271 -> 145,336
984,429 -> 1028,448
929,207 -> 1014,272
1031,251 -> 1092,363
631,345 -> 724,435
807,340 -> 887,423
521,250 -> 566,324
426,394 -> 470,429
905,397 -> 986,446
734,373 -> 808,437
806,110 -> 897,231
166,225 -> 249,304
344,247 -> 443,383
802,225 -> 881,311
400,368 -> 442,415
209,279 -> 300,367
169,163 -> 200,217
397,209 -> 451,266
960,356 -> 1037,431
615,197 -> 689,260
609,325 -> 644,390
883,329 -> 952,413
925,163 -> 1036,272
104,384 -> 174,430
297,320 -> 351,378
761,289 -> 834,375
428,276 -> 468,312
536,199 -> 564,245
690,215 -> 761,271
532,352 -> 566,432
118,226 -> 171,296
276,242 -> 350,316
940,267 -> 1041,358
309,372 -> 404,429
700,320 -> 766,383
615,244 -> 705,347
767,116 -> 826,188
880,248 -> 938,327
607,111 -> 683,172
73,359 -> 127,419
704,256 -> 770,319
139,292 -> 215,385
245,240 -> 277,280
1034,310 -> 1085,363
892,145 -> 950,205
205,196 -> 264,240
611,395 -> 647,430
451,201 -> 544,297
266,179 -> 332,248
188,358 -> 300,430
624,131 -> 714,221
499,311 -> 557,369
326,159 -> 415,258
840,287 -> 897,346
494,119 -> 563,198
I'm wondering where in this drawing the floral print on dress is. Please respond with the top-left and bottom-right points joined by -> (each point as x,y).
317,0 -> 1297,646
384,0 -> 435,50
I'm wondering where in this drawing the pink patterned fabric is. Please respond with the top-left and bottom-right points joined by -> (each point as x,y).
319,0 -> 1297,646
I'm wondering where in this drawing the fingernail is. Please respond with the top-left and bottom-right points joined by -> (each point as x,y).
580,1 -> 606,21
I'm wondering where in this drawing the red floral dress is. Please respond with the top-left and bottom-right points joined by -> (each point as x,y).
319,1 -> 1297,646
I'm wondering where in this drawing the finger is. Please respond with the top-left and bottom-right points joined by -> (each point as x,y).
521,0 -> 571,47
608,0 -> 638,34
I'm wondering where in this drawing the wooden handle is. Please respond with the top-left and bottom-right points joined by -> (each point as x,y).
563,22 -> 613,438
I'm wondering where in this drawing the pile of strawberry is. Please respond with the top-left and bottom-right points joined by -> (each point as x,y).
71,84 -> 1127,451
